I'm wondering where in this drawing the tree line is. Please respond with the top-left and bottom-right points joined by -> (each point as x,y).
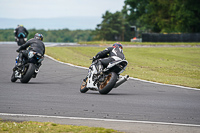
0,28 -> 93,42
94,0 -> 200,41
0,0 -> 199,42
125,0 -> 200,33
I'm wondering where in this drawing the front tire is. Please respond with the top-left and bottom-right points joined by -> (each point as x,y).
80,78 -> 89,93
11,71 -> 17,82
98,72 -> 118,94
20,63 -> 36,83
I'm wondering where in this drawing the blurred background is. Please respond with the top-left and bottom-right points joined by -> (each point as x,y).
0,0 -> 200,42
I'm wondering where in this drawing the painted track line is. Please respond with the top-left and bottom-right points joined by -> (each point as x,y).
45,54 -> 200,91
1,113 -> 200,127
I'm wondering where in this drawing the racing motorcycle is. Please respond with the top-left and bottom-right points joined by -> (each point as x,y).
11,50 -> 44,83
80,59 -> 129,94
16,33 -> 27,46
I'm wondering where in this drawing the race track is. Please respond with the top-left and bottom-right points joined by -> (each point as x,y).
0,43 -> 200,133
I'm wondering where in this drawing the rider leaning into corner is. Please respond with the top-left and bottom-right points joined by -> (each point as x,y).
14,33 -> 45,73
14,25 -> 29,41
84,42 -> 125,82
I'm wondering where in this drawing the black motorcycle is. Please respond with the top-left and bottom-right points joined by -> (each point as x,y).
11,51 -> 44,83
16,33 -> 27,46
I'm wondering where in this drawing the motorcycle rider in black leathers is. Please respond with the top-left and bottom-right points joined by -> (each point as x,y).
92,42 -> 125,74
14,25 -> 29,41
14,33 -> 45,71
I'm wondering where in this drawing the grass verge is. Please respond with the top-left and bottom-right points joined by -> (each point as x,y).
0,120 -> 122,133
78,41 -> 200,46
46,46 -> 200,89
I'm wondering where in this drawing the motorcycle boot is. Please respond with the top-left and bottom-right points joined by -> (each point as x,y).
13,54 -> 22,71
96,60 -> 103,75
93,61 -> 105,85
17,50 -> 28,67
13,53 -> 24,72
17,53 -> 23,67
17,62 -> 22,67
13,63 -> 22,72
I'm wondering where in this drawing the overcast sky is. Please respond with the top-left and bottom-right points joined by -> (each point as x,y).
0,0 -> 125,19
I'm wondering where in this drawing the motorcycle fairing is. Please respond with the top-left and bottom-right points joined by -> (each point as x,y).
105,60 -> 128,74
86,64 -> 98,89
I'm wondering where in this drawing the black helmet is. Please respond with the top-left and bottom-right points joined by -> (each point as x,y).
34,33 -> 43,41
113,42 -> 123,49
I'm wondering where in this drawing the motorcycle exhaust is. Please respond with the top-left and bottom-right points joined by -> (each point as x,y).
114,75 -> 129,88
35,69 -> 39,73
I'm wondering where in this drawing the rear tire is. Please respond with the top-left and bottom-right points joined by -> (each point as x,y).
17,38 -> 25,46
20,63 -> 36,83
80,79 -> 89,93
11,71 -> 17,82
98,72 -> 118,94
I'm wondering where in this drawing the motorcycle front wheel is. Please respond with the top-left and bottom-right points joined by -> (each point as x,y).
80,78 -> 89,93
20,63 -> 36,83
98,72 -> 118,94
11,71 -> 17,82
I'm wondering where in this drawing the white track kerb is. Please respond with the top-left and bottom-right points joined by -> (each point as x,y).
0,113 -> 200,127
45,54 -> 200,91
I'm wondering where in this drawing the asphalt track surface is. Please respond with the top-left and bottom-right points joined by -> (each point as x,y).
0,43 -> 200,133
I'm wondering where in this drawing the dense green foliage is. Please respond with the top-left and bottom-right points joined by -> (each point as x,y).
0,29 -> 14,41
1,0 -> 199,42
93,0 -> 200,41
0,28 -> 93,42
125,0 -> 200,33
93,7 -> 133,41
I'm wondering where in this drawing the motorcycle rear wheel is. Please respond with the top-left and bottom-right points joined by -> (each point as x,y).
17,38 -> 25,46
98,72 -> 118,94
20,63 -> 36,83
80,78 -> 89,93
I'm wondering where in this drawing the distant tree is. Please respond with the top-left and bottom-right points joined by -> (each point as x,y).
94,8 -> 132,41
94,11 -> 121,41
125,0 -> 150,32
172,0 -> 200,32
0,29 -> 14,41
125,0 -> 200,33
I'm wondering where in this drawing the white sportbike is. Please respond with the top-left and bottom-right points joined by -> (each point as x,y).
80,58 -> 129,94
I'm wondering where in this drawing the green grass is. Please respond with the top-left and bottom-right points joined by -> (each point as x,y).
45,47 -> 200,89
0,120 -> 122,133
124,47 -> 200,88
78,41 -> 200,46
